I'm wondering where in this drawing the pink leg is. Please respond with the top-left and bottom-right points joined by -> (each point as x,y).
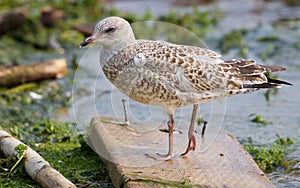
145,114 -> 174,161
182,104 -> 198,156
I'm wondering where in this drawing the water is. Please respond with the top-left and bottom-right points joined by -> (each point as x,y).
72,0 -> 300,187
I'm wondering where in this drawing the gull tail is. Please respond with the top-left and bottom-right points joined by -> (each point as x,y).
243,77 -> 293,89
222,59 -> 292,89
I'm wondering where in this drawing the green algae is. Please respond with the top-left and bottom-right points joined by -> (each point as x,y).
244,135 -> 294,173
249,113 -> 269,126
0,69 -> 111,187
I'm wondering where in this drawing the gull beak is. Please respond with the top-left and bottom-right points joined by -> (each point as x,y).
79,36 -> 95,48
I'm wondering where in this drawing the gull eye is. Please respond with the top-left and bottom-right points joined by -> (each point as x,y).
104,27 -> 116,33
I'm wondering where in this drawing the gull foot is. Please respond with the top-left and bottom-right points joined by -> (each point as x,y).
181,134 -> 196,156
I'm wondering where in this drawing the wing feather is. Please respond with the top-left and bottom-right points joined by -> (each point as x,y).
103,41 -> 290,103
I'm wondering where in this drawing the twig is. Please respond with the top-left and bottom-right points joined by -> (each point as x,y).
201,121 -> 208,143
122,99 -> 130,125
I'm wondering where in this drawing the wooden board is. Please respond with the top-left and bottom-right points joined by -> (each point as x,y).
88,116 -> 274,188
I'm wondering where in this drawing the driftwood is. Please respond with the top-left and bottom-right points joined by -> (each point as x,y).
0,58 -> 67,87
0,130 -> 76,188
0,8 -> 27,36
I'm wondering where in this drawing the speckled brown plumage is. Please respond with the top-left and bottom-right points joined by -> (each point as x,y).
102,40 -> 288,114
80,16 -> 291,160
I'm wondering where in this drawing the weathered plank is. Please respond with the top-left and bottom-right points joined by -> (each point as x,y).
89,116 -> 274,188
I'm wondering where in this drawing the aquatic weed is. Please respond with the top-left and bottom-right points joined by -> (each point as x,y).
244,134 -> 294,172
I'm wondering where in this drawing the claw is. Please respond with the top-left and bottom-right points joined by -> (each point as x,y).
181,135 -> 196,156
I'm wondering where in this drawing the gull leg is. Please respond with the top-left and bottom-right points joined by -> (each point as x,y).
182,104 -> 198,156
167,114 -> 174,157
145,114 -> 174,161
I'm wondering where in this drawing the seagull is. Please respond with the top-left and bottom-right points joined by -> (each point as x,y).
80,16 -> 291,160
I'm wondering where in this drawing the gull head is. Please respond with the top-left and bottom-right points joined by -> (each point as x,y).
80,16 -> 135,49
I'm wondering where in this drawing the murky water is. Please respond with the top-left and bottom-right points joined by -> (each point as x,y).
72,0 -> 300,187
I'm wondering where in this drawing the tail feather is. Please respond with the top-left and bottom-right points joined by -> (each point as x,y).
222,59 -> 287,75
243,77 -> 292,89
243,83 -> 280,89
222,59 -> 292,89
267,77 -> 292,86
260,65 -> 286,72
